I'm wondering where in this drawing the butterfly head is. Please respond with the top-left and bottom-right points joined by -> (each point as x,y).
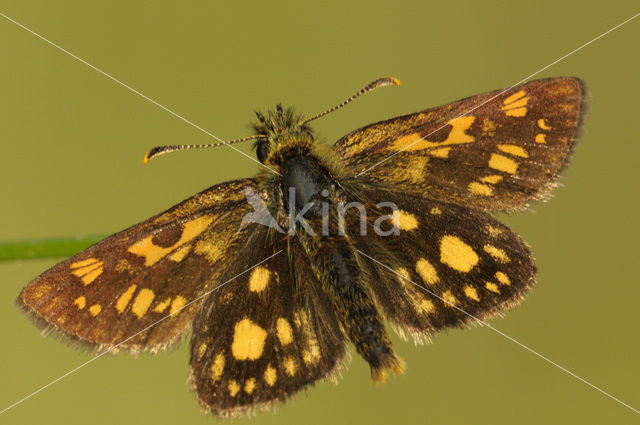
251,105 -> 314,164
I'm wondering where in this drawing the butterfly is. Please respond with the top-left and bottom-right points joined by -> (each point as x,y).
18,76 -> 587,417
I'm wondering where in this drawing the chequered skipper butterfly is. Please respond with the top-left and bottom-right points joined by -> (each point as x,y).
18,77 -> 587,416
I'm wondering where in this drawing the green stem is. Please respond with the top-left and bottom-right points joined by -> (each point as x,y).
0,235 -> 108,261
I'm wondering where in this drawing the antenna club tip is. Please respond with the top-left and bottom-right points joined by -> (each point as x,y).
392,77 -> 402,86
142,152 -> 151,164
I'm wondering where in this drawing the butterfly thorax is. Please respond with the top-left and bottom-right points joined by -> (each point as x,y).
252,105 -> 353,225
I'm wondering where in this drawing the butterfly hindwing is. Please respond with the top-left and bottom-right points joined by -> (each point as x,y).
350,185 -> 536,342
18,179 -> 257,352
190,225 -> 347,417
335,77 -> 587,211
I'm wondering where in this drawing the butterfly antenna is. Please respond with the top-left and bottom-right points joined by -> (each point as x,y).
143,134 -> 267,163
300,76 -> 401,125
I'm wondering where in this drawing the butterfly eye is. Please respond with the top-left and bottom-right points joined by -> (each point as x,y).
256,141 -> 270,163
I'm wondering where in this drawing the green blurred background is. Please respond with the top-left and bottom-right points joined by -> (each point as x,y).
1,1 -> 639,424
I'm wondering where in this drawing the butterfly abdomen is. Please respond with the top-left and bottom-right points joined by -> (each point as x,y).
311,237 -> 404,383
279,149 -> 404,382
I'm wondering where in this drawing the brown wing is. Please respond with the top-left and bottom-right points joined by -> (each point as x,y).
347,185 -> 536,343
18,179 -> 257,353
190,225 -> 346,417
334,77 -> 588,211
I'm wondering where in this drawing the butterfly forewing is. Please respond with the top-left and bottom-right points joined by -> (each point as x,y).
335,77 -> 587,211
18,179 -> 257,352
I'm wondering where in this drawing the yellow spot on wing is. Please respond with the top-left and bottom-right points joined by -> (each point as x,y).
501,91 -> 529,117
301,317 -> 321,365
504,97 -> 528,109
264,365 -> 277,386
484,244 -> 510,263
429,147 -> 450,158
231,318 -> 267,360
497,144 -> 529,158
168,244 -> 191,262
73,296 -> 86,309
89,304 -> 102,316
388,116 -> 476,152
70,260 -> 104,286
480,175 -> 503,184
538,118 -> 553,130
131,288 -> 155,318
210,353 -> 225,382
441,290 -> 458,306
153,297 -> 171,313
194,240 -> 223,264
419,299 -> 435,314
396,267 -> 410,280
392,210 -> 418,231
276,317 -> 293,346
396,267 -> 436,315
173,215 -> 213,241
485,282 -> 501,294
228,380 -> 240,397
80,268 -> 103,285
169,295 -> 186,314
486,225 -> 503,237
249,266 -> 271,293
489,153 -> 519,174
197,343 -> 207,360
468,182 -> 493,196
503,107 -> 527,117
558,103 -> 574,113
481,118 -> 498,137
430,206 -> 442,215
415,258 -> 439,284
503,90 -> 526,104
440,235 -> 479,272
495,271 -> 511,285
405,156 -> 429,183
283,357 -> 297,376
294,309 -> 316,360
127,215 -> 214,267
221,292 -> 233,304
115,259 -> 132,273
303,344 -> 321,365
293,311 -> 302,328
244,378 -> 256,394
116,284 -> 137,314
463,285 -> 480,301
535,133 -> 547,143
